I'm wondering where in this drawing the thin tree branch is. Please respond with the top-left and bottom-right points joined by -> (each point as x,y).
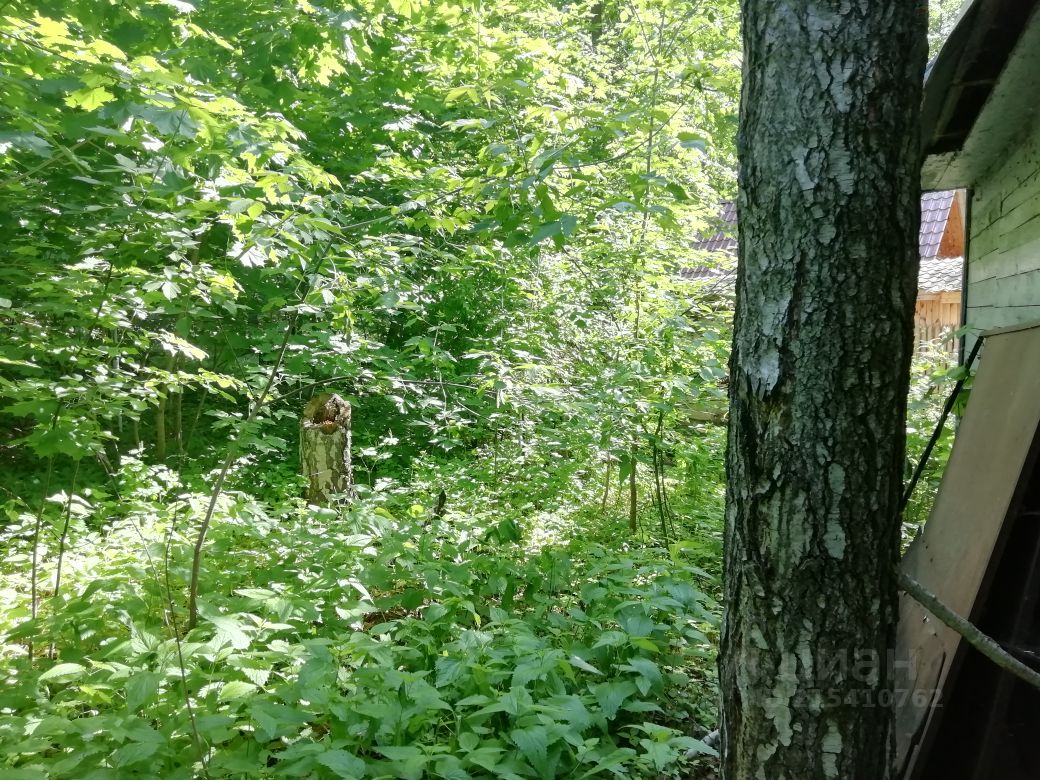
166,505 -> 211,776
50,459 -> 81,626
186,245 -> 335,629
27,457 -> 55,665
899,571 -> 1040,692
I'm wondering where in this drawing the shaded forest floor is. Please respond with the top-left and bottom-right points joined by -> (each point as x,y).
1,434 -> 729,779
0,342 -> 956,779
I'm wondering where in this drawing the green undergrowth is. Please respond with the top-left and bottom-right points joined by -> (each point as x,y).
0,457 -> 721,779
902,339 -> 968,540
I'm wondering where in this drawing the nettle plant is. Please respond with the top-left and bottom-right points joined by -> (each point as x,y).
0,456 -> 718,778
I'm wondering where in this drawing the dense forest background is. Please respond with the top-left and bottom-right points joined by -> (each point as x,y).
0,1 -> 963,778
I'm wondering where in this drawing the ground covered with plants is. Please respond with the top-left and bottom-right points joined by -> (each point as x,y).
0,1 -> 960,778
0,454 -> 726,779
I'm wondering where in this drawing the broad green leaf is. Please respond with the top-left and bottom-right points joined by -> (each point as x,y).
530,221 -> 562,245
511,725 -> 554,779
0,132 -> 51,158
114,740 -> 160,766
90,40 -> 127,61
665,182 -> 691,202
126,671 -> 162,712
65,87 -> 116,111
567,655 -> 602,675
623,656 -> 661,684
218,680 -> 258,701
388,0 -> 416,17
376,745 -> 424,761
250,701 -> 310,741
3,770 -> 48,780
466,746 -> 506,773
39,663 -> 86,682
206,614 -> 251,650
591,680 -> 637,719
317,749 -> 366,778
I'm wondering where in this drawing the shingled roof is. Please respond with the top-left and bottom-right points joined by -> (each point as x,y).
918,256 -> 964,293
692,201 -> 738,253
688,191 -> 963,292
920,190 -> 957,259
693,192 -> 960,259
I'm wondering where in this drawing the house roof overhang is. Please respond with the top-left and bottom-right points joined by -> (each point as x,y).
922,0 -> 1040,190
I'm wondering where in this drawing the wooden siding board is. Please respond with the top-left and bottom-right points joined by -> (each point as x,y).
1009,244 -> 1040,276
970,131 -> 1040,236
992,196 -> 1040,239
1002,211 -> 1040,251
894,324 -> 1040,776
984,240 -> 1040,279
988,128 -> 1040,202
965,275 -> 1040,309
997,272 -> 1040,305
969,277 -> 997,308
998,244 -> 1040,280
968,119 -> 1040,329
972,273 -> 1040,308
968,238 -> 1040,288
968,254 -> 1000,283
970,212 -> 1002,258
997,163 -> 1040,214
966,304 -> 1040,333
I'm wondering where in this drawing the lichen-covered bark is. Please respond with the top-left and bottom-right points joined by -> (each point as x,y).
720,3 -> 926,778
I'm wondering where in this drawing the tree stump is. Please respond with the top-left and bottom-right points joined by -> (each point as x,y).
300,393 -> 354,504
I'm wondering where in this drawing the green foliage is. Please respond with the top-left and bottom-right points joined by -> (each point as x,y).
0,459 -> 719,778
0,0 -> 968,773
929,0 -> 965,58
0,0 -> 738,479
1,0 -> 739,777
903,340 -> 967,536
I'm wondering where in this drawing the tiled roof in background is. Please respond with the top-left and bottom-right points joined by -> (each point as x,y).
918,256 -> 963,293
691,201 -> 738,253
691,191 -> 958,259
683,255 -> 962,294
919,190 -> 956,259
686,192 -> 963,294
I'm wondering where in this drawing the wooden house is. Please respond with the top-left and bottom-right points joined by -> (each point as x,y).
689,195 -> 966,350
894,1 -> 1040,777
915,191 -> 966,348
923,0 -> 1040,342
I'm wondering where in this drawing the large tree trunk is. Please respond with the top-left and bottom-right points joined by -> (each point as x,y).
300,393 -> 354,505
720,3 -> 926,779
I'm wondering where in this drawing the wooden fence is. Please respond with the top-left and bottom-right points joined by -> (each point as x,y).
915,291 -> 961,354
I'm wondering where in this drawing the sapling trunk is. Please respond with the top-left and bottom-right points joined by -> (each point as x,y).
628,441 -> 638,532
